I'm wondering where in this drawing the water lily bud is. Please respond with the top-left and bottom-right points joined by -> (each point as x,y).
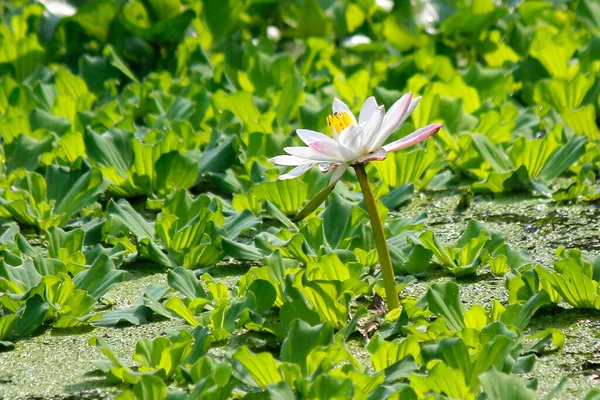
341,34 -> 372,48
39,0 -> 76,18
266,26 -> 281,41
376,0 -> 394,12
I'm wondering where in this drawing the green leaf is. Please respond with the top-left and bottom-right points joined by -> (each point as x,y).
479,367 -> 535,400
436,338 -> 472,382
195,136 -> 239,177
530,28 -> 577,78
470,134 -> 514,173
0,295 -> 48,341
46,226 -> 84,259
84,128 -> 134,183
92,284 -> 168,327
253,179 -> 308,216
5,134 -> 53,173
73,254 -> 124,299
500,290 -> 551,330
0,167 -> 106,229
284,0 -> 329,38
537,134 -> 587,181
108,199 -> 155,240
425,282 -> 465,331
232,346 -> 282,388
0,33 -> 45,81
307,374 -> 354,399
322,193 -> 368,249
202,0 -> 246,44
367,334 -> 421,372
410,362 -> 472,399
154,152 -> 198,195
221,237 -> 267,261
537,263 -> 600,309
167,267 -> 208,299
132,375 -> 167,400
300,279 -> 348,329
66,0 -> 118,42
381,183 -> 414,210
223,209 -> 261,240
247,279 -> 277,314
280,320 -> 334,375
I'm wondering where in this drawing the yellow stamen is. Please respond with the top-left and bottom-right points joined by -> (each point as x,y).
327,111 -> 353,137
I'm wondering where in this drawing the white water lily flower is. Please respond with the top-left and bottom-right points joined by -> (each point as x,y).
269,93 -> 442,183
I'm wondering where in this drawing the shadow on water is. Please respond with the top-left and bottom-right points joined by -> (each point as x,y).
49,326 -> 96,337
209,262 -> 254,279
529,307 -> 600,332
61,379 -> 116,400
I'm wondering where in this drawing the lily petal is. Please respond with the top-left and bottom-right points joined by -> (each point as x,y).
382,123 -> 442,153
359,96 -> 378,125
280,163 -> 314,180
332,98 -> 357,124
328,162 -> 349,184
319,162 -> 334,172
360,105 -> 384,152
284,146 -> 333,161
269,155 -> 313,166
338,125 -> 363,155
297,129 -> 336,146
407,96 -> 421,116
356,148 -> 387,163
309,140 -> 356,162
370,92 -> 413,151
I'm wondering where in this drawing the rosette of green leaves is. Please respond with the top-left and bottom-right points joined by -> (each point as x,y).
0,164 -> 106,229
84,127 -> 199,198
469,125 -> 588,195
536,247 -> 600,310
419,221 -> 530,277
0,231 -> 123,348
107,190 -> 259,269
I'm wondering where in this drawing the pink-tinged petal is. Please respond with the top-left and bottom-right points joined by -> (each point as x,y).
268,155 -> 312,166
338,125 -> 363,155
358,96 -> 378,125
284,146 -> 335,162
360,105 -> 384,151
319,162 -> 335,172
318,162 -> 345,173
332,98 -> 357,124
355,148 -> 387,163
370,92 -> 413,151
406,96 -> 421,116
328,162 -> 349,184
284,146 -> 316,158
296,129 -> 335,146
382,123 -> 442,153
279,163 -> 314,180
309,140 -> 356,162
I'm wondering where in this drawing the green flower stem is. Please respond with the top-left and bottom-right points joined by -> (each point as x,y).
353,164 -> 400,311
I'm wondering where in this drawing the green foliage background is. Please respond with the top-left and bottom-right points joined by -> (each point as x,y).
0,0 -> 599,399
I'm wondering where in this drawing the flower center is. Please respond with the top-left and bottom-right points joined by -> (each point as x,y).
327,112 -> 353,138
